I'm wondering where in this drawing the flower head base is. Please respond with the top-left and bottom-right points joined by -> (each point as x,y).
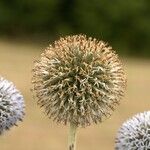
0,77 -> 25,134
32,35 -> 126,127
115,111 -> 150,149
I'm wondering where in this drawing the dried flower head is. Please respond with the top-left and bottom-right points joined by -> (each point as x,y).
32,35 -> 126,127
0,77 -> 25,134
115,111 -> 150,149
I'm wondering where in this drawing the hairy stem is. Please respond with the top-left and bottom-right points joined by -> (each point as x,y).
68,122 -> 78,150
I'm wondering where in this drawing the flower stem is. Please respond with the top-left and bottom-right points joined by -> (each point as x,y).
68,122 -> 77,150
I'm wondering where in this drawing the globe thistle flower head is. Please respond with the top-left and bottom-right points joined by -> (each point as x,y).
32,35 -> 126,127
115,111 -> 150,150
0,77 -> 25,135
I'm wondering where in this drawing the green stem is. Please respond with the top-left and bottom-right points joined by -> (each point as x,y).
68,122 -> 78,150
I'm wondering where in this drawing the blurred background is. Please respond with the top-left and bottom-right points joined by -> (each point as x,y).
0,0 -> 150,150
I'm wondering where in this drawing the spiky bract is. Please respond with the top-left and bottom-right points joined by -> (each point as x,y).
32,35 -> 126,127
0,77 -> 25,134
116,111 -> 150,150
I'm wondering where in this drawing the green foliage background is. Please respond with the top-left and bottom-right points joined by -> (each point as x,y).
0,0 -> 149,57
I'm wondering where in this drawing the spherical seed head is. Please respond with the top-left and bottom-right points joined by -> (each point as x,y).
0,77 -> 25,135
32,35 -> 126,127
115,111 -> 150,149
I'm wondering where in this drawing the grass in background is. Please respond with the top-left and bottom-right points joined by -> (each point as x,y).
0,39 -> 150,150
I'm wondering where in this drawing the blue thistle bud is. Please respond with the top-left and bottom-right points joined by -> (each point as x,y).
116,111 -> 150,149
0,77 -> 25,135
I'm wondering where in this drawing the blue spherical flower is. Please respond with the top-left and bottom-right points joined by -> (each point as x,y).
116,111 -> 150,149
0,77 -> 25,134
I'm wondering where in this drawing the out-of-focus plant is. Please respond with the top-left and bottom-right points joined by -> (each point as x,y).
0,0 -> 150,57
32,35 -> 126,150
